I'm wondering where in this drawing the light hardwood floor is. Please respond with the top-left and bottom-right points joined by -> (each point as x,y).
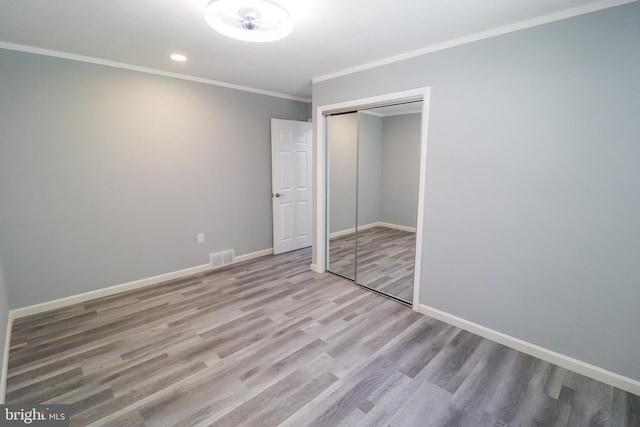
328,226 -> 416,303
6,248 -> 640,426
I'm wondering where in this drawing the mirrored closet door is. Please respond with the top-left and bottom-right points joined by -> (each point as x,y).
326,102 -> 422,305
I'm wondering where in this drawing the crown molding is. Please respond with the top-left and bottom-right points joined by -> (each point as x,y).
0,42 -> 311,103
312,0 -> 636,84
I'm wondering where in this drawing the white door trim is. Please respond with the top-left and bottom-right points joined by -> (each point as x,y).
315,87 -> 431,311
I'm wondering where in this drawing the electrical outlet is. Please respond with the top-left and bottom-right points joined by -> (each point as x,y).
197,233 -> 205,244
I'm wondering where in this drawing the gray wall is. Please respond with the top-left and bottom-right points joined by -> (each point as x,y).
380,113 -> 421,228
306,102 -> 313,121
329,111 -> 417,232
0,49 -> 308,308
327,113 -> 358,233
0,255 -> 9,392
357,112 -> 383,227
313,2 -> 640,381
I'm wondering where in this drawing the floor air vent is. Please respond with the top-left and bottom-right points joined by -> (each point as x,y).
210,250 -> 234,269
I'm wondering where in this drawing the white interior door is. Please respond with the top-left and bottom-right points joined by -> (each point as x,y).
271,119 -> 313,254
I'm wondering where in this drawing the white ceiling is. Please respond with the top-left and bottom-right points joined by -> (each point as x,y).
0,0 -> 632,101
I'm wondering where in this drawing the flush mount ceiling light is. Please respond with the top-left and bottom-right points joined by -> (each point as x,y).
205,0 -> 292,42
170,53 -> 187,61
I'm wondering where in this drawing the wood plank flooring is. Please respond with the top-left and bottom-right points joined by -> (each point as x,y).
328,226 -> 416,303
6,248 -> 640,426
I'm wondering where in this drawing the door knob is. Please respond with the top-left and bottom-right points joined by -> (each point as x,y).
274,192 -> 285,198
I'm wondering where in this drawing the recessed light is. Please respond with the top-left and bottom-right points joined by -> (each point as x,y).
170,54 -> 187,62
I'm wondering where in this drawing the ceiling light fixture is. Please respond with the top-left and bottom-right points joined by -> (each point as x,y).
170,54 -> 187,61
205,0 -> 292,42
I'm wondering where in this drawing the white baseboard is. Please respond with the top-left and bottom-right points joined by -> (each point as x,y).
0,311 -> 14,404
416,304 -> 640,396
327,222 -> 378,238
328,225 -> 363,239
11,248 -> 274,319
310,263 -> 322,273
377,222 -> 417,233
329,221 -> 416,239
235,248 -> 273,263
11,264 -> 212,319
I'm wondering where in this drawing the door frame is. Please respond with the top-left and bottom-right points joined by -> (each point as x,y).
314,87 -> 431,311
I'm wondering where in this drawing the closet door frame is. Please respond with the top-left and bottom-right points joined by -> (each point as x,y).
315,87 -> 431,311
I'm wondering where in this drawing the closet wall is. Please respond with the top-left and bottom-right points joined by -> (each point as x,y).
327,112 -> 420,233
380,113 -> 421,229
